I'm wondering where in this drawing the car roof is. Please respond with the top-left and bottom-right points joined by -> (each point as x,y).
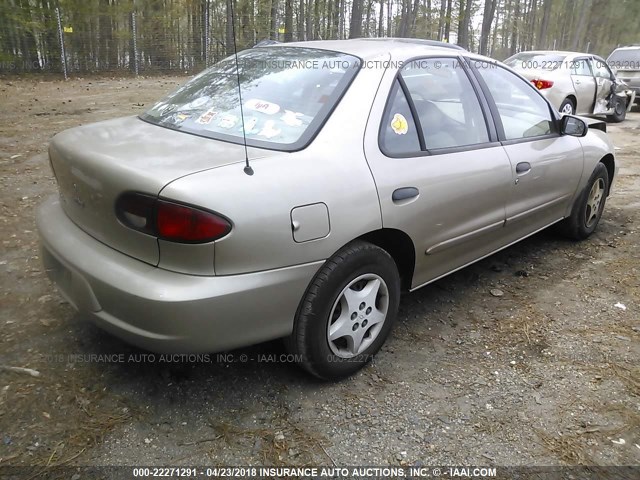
262,38 -> 467,61
511,50 -> 587,57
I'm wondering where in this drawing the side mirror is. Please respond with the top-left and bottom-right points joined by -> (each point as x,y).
561,115 -> 587,137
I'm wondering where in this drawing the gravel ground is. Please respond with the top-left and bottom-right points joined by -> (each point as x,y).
0,77 -> 638,472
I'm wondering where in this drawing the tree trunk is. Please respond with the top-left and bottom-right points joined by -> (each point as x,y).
457,0 -> 473,48
284,0 -> 293,41
365,0 -> 374,37
313,0 -> 320,38
298,0 -> 305,40
350,0 -> 364,38
226,0 -> 235,53
538,0 -> 552,49
480,0 -> 497,55
444,0 -> 452,42
306,0 -> 313,39
437,0 -> 446,40
571,0 -> 591,51
510,0 -> 520,55
270,0 -> 278,40
457,0 -> 466,46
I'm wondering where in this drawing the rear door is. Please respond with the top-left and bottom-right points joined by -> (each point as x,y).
569,56 -> 596,113
471,63 -> 583,239
364,57 -> 513,289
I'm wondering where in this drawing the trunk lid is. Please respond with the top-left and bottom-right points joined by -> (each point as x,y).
49,116 -> 275,265
516,69 -> 550,82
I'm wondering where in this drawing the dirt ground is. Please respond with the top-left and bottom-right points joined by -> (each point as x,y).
0,77 -> 638,473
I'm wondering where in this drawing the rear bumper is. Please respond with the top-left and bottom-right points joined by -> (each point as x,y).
36,195 -> 321,353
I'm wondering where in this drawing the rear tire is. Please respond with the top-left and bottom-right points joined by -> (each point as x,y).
558,163 -> 609,240
606,96 -> 627,123
285,241 -> 400,380
559,98 -> 575,115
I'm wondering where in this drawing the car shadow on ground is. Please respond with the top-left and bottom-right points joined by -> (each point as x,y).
29,208 -> 630,465
60,217 -> 620,394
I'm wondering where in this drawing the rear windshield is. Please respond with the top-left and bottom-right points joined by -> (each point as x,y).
607,48 -> 640,70
504,53 -> 567,71
141,47 -> 360,150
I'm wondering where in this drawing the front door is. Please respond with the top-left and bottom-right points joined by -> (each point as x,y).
591,57 -> 616,114
472,63 -> 584,239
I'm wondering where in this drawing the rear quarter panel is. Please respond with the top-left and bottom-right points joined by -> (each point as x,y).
544,70 -> 576,112
159,57 -> 390,275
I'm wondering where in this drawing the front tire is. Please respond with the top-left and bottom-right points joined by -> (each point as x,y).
606,96 -> 627,123
285,241 -> 400,380
558,163 -> 609,240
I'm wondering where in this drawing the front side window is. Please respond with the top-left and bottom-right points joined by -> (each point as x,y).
592,58 -> 613,79
475,65 -> 553,141
401,58 -> 489,149
141,47 -> 360,150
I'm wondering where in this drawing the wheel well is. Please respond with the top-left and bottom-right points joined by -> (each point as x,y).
600,154 -> 615,195
566,95 -> 577,108
359,228 -> 415,291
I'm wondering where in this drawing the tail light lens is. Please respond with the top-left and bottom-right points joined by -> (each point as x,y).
531,79 -> 554,90
116,193 -> 231,243
156,200 -> 231,242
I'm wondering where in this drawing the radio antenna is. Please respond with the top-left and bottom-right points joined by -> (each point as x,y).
229,0 -> 253,175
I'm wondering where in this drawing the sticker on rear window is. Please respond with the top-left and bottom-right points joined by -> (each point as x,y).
184,97 -> 210,109
245,98 -> 280,115
281,110 -> 304,127
390,113 -> 408,135
258,120 -> 281,139
242,116 -> 259,134
218,114 -> 238,129
196,108 -> 218,125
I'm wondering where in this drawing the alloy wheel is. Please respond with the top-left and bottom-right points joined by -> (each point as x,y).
585,178 -> 605,228
327,273 -> 390,358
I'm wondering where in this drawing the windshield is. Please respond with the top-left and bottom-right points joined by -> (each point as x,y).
504,53 -> 567,71
607,48 -> 640,70
141,47 -> 361,150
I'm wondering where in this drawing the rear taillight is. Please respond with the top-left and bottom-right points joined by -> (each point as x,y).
116,193 -> 231,243
531,79 -> 554,90
116,193 -> 156,235
156,200 -> 231,242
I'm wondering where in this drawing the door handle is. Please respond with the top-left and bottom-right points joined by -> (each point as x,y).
392,187 -> 419,202
516,162 -> 531,174
575,79 -> 581,84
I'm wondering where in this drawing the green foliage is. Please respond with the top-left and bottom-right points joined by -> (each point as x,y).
0,0 -> 638,75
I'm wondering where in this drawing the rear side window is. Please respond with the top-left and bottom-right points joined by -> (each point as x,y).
380,81 -> 421,156
380,57 -> 491,156
571,58 -> 592,76
401,58 -> 489,149
475,65 -> 553,141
